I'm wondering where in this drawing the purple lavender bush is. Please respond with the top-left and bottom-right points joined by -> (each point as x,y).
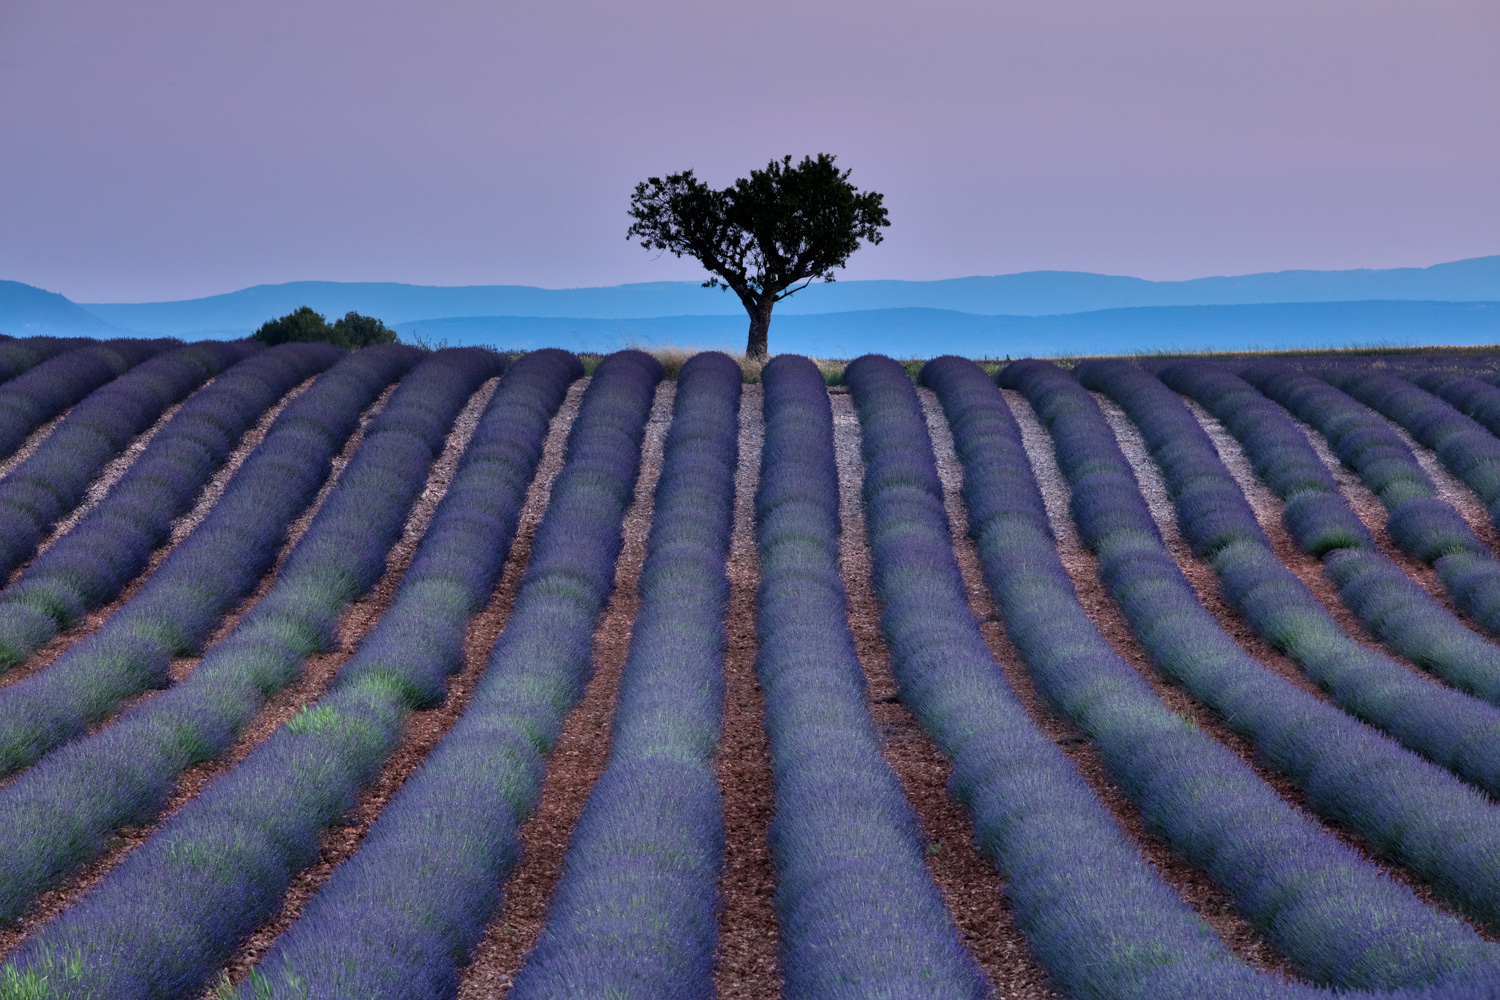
0,344 -> 422,781
0,340 -> 255,581
225,350 -> 653,1000
0,341 -> 342,670
0,348 -> 526,999
1241,362 -> 1500,638
757,353 -> 990,1000
0,335 -> 96,386
1158,362 -> 1500,696
0,345 -> 424,924
0,337 -> 176,461
923,355 -> 1500,999
1011,359 -> 1500,953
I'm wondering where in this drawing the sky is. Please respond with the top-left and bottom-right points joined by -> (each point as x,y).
1,0 -> 1497,303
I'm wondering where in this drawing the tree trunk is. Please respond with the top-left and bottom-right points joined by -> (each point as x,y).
745,300 -> 774,359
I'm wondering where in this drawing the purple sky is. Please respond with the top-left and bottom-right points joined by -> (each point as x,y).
2,0 -> 1497,302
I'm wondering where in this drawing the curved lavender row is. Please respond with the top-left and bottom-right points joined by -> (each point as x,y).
915,354 -> 1290,999
0,346 -> 424,923
1092,361 -> 1500,784
0,337 -> 175,461
225,350 -> 650,1000
0,335 -> 95,386
756,355 -> 988,1000
976,358 -> 1496,986
1159,362 -> 1500,710
0,344 -> 419,782
1412,370 -> 1500,442
0,348 -> 516,1000
0,342 -> 343,671
506,352 -> 738,1000
922,356 -> 1500,999
0,340 -> 255,581
1241,363 -> 1500,637
1332,369 -> 1500,532
1063,357 -> 1500,942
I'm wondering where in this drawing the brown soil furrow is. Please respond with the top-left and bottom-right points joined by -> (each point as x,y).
829,391 -> 1059,997
35,377 -> 217,557
1008,389 -> 1489,938
1176,396 -> 1500,684
0,379 -> 393,697
0,378 -> 506,966
713,383 -> 781,1000
0,407 -> 73,483
456,380 -> 674,999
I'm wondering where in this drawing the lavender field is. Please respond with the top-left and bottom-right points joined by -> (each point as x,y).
3,334 -> 1500,999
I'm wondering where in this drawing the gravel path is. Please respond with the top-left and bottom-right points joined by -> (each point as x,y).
0,408 -> 72,483
714,383 -> 783,1000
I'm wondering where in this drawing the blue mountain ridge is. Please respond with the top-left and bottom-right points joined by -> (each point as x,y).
4,256 -> 1500,356
390,301 -> 1500,358
73,254 -> 1500,335
0,280 -> 119,337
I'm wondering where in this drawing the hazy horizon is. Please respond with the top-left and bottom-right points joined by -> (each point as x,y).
38,252 -> 1500,307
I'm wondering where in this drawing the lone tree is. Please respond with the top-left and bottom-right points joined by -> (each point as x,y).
627,153 -> 888,358
253,307 -> 398,349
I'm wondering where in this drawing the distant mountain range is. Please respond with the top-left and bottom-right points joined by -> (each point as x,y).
5,255 -> 1500,356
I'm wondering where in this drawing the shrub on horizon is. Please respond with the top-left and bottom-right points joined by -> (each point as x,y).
253,306 -> 398,349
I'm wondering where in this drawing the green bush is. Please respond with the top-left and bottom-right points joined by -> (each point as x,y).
252,308 -> 397,349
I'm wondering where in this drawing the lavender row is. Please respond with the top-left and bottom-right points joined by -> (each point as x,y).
1002,360 -> 1498,985
500,352 -> 740,997
0,348 -> 513,999
225,351 -> 652,1000
1240,363 -> 1500,636
0,344 -> 421,781
1412,369 -> 1500,442
0,335 -> 94,386
1157,362 -> 1500,710
923,355 -> 1500,999
1052,358 -> 1500,947
0,340 -> 256,582
754,354 -> 987,1000
1331,368 -> 1500,531
0,341 -> 342,671
0,337 -> 175,461
0,345 -> 420,922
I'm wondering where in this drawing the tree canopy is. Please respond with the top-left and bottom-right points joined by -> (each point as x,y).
627,153 -> 888,358
252,308 -> 398,349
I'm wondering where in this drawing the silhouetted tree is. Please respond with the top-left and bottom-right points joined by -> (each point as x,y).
628,154 -> 889,358
252,308 -> 397,349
